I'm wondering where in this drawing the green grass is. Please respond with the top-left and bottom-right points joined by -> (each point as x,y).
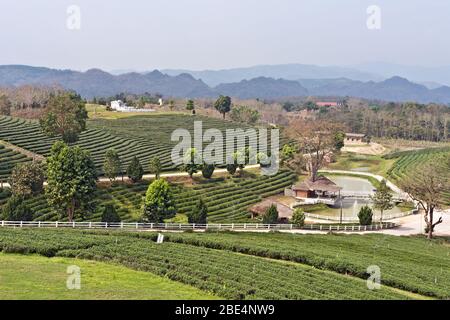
0,228 -> 418,300
0,253 -> 218,300
327,153 -> 395,176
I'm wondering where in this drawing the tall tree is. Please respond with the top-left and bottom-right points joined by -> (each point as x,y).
149,156 -> 162,179
143,178 -> 176,222
188,198 -> 208,224
214,95 -> 232,119
101,204 -> 121,223
46,141 -> 97,222
371,179 -> 393,222
127,156 -> 144,183
400,157 -> 449,239
39,92 -> 88,143
103,148 -> 121,182
8,161 -> 45,196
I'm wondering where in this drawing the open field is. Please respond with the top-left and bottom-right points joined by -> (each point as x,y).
0,170 -> 296,223
0,143 -> 31,181
0,253 -> 217,300
0,228 -> 433,300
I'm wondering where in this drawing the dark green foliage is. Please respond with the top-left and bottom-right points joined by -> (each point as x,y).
226,163 -> 237,175
358,205 -> 373,225
334,132 -> 346,151
186,99 -> 195,111
39,92 -> 88,143
1,196 -> 33,221
188,198 -> 208,224
127,156 -> 144,183
143,179 -> 176,222
101,204 -> 121,223
214,95 -> 232,119
46,141 -> 97,222
201,163 -> 215,179
262,204 -> 278,224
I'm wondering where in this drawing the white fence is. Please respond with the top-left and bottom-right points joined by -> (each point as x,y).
0,220 -> 397,232
304,208 -> 418,222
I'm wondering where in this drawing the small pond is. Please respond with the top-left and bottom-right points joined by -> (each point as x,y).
307,175 -> 411,220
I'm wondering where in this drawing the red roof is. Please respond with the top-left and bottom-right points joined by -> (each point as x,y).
316,102 -> 338,107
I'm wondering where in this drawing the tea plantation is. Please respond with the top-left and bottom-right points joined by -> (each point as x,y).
0,144 -> 31,181
0,170 -> 296,223
0,228 -> 430,300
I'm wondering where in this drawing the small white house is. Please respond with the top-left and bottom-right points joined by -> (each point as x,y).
110,100 -> 155,113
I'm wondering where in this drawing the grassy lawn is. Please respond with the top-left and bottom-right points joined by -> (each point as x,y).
326,152 -> 395,176
0,253 -> 219,300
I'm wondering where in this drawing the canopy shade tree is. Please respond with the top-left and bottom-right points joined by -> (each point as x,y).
143,178 -> 176,223
0,95 -> 12,116
39,92 -> 88,143
46,141 -> 97,222
400,156 -> 450,239
286,119 -> 345,181
214,95 -> 232,119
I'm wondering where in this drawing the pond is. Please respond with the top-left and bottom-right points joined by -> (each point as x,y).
307,175 -> 410,221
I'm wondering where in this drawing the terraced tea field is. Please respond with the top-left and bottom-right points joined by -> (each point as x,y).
0,115 -> 283,178
0,116 -> 175,174
0,171 -> 296,223
0,144 -> 31,181
385,147 -> 450,204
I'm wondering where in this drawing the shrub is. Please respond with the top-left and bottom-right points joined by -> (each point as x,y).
291,208 -> 305,227
358,205 -> 373,225
1,196 -> 33,221
262,204 -> 278,224
143,179 -> 176,222
201,164 -> 215,179
188,198 -> 208,224
101,204 -> 121,223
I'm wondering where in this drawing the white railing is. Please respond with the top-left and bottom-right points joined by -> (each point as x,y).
0,220 -> 397,231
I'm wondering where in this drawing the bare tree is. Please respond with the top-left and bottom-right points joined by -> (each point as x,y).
286,119 -> 344,181
400,156 -> 449,239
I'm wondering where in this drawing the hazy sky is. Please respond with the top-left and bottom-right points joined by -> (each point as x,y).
1,0 -> 449,71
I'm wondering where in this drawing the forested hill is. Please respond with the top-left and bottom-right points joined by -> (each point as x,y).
2,65 -> 450,103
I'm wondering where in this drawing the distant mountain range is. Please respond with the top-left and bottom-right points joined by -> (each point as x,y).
1,64 -> 450,103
